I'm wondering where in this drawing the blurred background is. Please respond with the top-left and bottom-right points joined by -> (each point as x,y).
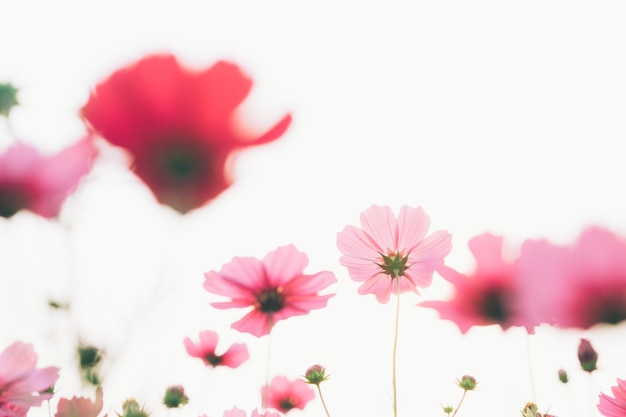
1,1 -> 626,416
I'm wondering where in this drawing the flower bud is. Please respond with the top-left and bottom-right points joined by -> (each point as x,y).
442,404 -> 454,414
456,375 -> 478,391
521,402 -> 538,417
163,385 -> 188,408
119,398 -> 150,417
577,338 -> 598,373
0,83 -> 19,117
303,364 -> 328,385
557,369 -> 568,383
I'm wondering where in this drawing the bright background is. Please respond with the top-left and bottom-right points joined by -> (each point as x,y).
1,2 -> 626,417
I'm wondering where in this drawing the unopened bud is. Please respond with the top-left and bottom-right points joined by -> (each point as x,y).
577,338 -> 598,373
163,385 -> 188,408
456,375 -> 478,391
442,404 -> 454,414
557,369 -> 568,383
119,398 -> 149,417
0,83 -> 19,117
303,364 -> 328,385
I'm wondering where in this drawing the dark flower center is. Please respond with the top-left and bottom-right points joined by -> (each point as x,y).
582,285 -> 626,326
154,142 -> 208,184
0,184 -> 31,218
205,353 -> 223,366
476,283 -> 511,323
256,288 -> 285,313
377,252 -> 410,278
279,396 -> 298,411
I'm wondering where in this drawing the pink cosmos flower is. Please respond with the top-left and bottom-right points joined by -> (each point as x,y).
598,378 -> 626,417
0,341 -> 60,417
261,376 -> 314,414
203,244 -> 337,337
419,234 -> 539,333
221,408 -> 281,417
0,138 -> 96,218
55,388 -> 104,417
82,54 -> 292,214
183,330 -> 249,368
519,227 -> 626,329
336,205 -> 452,303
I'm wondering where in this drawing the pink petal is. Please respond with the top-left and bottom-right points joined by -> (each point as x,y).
262,245 -> 308,286
231,310 -> 272,337
468,234 -> 506,275
221,343 -> 249,368
397,206 -> 430,252
359,205 -> 397,253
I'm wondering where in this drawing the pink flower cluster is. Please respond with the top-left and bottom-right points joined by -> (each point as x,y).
418,226 -> 626,334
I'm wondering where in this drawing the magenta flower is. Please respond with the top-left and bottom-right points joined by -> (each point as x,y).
0,341 -> 60,417
419,234 -> 539,333
519,227 -> 626,329
336,205 -> 452,303
598,378 -> 626,417
262,376 -> 315,413
0,138 -> 96,218
55,388 -> 104,417
203,244 -> 337,337
82,54 -> 291,214
184,330 -> 249,368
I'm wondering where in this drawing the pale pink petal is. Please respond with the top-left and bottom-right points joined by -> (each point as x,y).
468,234 -> 506,275
231,310 -> 272,337
282,271 -> 337,294
411,230 -> 453,264
203,256 -> 264,297
0,342 -> 37,379
9,366 -> 59,393
183,337 -> 204,358
358,275 -> 394,303
337,226 -> 381,260
221,343 -> 249,368
397,206 -> 430,252
198,330 -> 219,351
359,205 -> 397,252
222,407 -> 247,417
262,245 -> 308,286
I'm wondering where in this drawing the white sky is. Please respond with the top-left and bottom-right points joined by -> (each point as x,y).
2,2 -> 626,417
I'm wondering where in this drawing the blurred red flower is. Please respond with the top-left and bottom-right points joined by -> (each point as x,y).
82,54 -> 292,213
261,376 -> 314,413
0,138 -> 96,219
183,330 -> 249,368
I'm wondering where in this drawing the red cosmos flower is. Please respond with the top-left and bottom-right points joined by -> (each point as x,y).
0,341 -> 59,417
419,234 -> 539,334
183,330 -> 249,368
203,244 -> 337,337
261,376 -> 314,414
519,227 -> 626,329
81,54 -> 292,214
0,138 -> 95,219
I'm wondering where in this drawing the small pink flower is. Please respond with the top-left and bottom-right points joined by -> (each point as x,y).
184,330 -> 249,368
0,341 -> 60,417
220,408 -> 280,417
519,227 -> 626,329
203,244 -> 337,337
0,138 -> 96,218
262,376 -> 314,413
336,205 -> 452,303
55,388 -> 104,417
419,234 -> 539,333
598,378 -> 626,417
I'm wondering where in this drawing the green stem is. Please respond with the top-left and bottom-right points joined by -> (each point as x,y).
450,390 -> 467,417
262,317 -> 274,410
392,277 -> 401,417
316,384 -> 332,417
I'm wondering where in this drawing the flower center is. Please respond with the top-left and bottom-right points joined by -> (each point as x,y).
582,285 -> 626,326
279,396 -> 298,411
256,288 -> 285,313
154,142 -> 208,184
377,252 -> 409,278
0,184 -> 31,218
478,286 -> 510,323
204,353 -> 223,366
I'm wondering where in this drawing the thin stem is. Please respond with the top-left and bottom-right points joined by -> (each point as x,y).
525,332 -> 536,402
450,391 -> 467,417
392,277 -> 401,417
262,318 -> 274,410
316,384 -> 332,417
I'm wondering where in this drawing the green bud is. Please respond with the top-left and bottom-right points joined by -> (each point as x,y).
118,398 -> 150,417
163,385 -> 188,408
0,83 -> 19,117
303,364 -> 329,385
577,338 -> 598,373
557,369 -> 568,383
456,375 -> 478,391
